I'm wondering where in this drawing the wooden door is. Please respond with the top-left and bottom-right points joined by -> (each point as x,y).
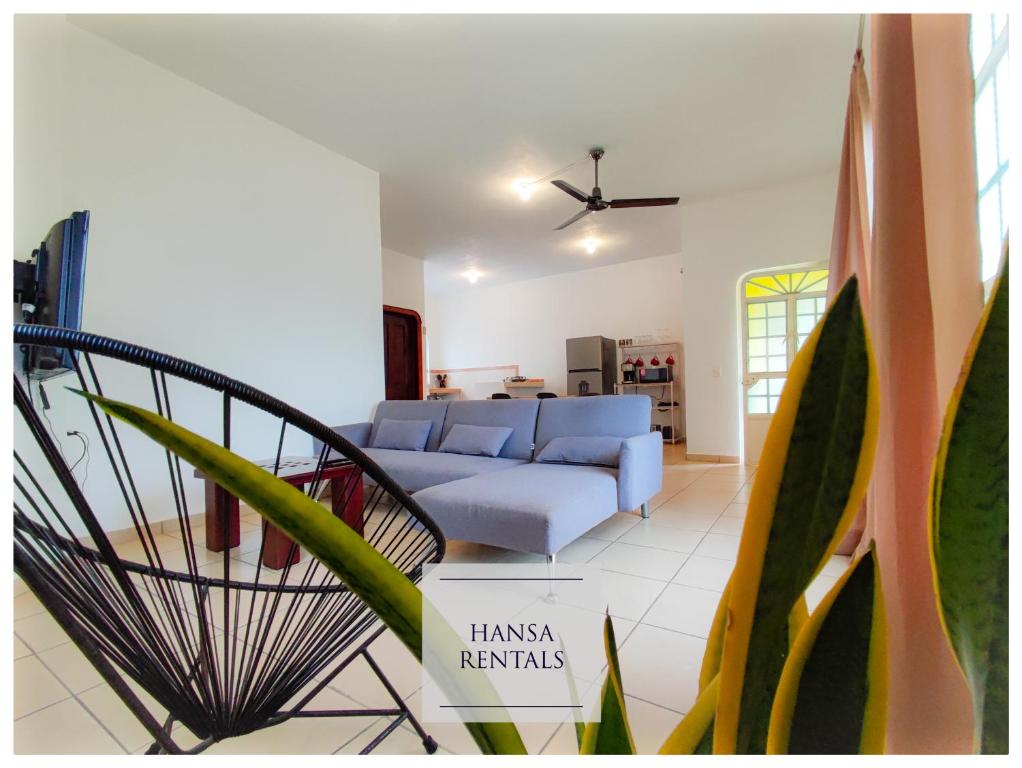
383,306 -> 423,400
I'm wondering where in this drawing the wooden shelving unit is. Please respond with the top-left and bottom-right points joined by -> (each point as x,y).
504,379 -> 544,388
428,387 -> 462,399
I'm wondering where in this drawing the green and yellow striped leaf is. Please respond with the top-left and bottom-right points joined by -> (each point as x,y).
929,255 -> 1009,754
659,674 -> 719,754
698,581 -> 730,692
558,636 -> 586,751
714,276 -> 879,754
71,390 -> 528,756
580,615 -> 636,755
767,547 -> 887,754
699,584 -> 806,694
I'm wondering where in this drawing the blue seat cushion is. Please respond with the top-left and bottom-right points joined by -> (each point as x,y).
363,448 -> 525,493
412,463 -> 619,555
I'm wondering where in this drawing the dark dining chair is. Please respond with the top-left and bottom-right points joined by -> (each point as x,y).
536,392 -> 557,399
13,324 -> 444,754
490,392 -> 511,399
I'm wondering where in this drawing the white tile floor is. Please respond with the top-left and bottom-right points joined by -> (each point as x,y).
13,446 -> 850,754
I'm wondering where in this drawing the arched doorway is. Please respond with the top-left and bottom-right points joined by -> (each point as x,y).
739,266 -> 829,464
383,305 -> 424,400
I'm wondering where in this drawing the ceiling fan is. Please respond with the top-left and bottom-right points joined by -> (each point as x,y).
550,148 -> 680,231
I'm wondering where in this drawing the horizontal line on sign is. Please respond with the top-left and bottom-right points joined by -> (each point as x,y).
437,707 -> 584,711
436,577 -> 584,581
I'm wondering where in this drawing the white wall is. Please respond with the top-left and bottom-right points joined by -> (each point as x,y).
14,16 -> 385,533
679,172 -> 837,458
381,247 -> 428,392
382,247 -> 425,319
425,252 -> 685,400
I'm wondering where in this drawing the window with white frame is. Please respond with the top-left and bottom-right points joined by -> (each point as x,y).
971,14 -> 1009,285
741,268 -> 829,416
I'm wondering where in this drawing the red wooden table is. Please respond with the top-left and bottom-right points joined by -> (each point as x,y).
197,456 -> 364,570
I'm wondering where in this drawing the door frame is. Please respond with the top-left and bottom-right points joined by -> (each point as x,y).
383,305 -> 424,400
737,263 -> 829,464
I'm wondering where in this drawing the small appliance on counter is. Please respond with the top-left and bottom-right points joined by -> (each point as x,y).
639,366 -> 672,384
621,356 -> 637,383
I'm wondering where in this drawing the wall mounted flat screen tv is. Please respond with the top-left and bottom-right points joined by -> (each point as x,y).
14,210 -> 90,378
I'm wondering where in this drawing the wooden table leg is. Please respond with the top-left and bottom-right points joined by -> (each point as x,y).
261,480 -> 303,570
331,466 -> 364,535
204,479 -> 240,552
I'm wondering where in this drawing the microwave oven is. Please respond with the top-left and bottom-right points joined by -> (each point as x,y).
639,366 -> 672,384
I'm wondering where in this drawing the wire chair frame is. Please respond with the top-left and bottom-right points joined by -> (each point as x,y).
13,324 -> 444,754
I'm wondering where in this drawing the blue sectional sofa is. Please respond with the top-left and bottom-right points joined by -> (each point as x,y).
321,395 -> 663,558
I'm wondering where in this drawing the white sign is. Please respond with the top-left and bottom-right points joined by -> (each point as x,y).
421,562 -> 609,724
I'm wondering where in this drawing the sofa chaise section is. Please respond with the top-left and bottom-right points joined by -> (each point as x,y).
533,395 -> 663,516
412,462 -> 618,556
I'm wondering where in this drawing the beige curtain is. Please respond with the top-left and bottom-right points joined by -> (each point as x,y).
828,51 -> 873,556
868,14 -> 984,753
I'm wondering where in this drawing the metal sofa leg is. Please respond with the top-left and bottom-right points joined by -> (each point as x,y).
641,501 -> 650,519
546,554 -> 558,604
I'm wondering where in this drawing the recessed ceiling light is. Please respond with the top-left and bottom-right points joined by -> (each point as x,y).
462,268 -> 482,284
581,237 -> 599,255
512,179 -> 535,201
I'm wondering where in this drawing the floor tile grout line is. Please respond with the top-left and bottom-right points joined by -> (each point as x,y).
24,647 -> 131,754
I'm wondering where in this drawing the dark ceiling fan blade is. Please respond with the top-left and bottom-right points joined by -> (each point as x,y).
608,197 -> 680,208
551,180 -> 589,203
553,208 -> 593,231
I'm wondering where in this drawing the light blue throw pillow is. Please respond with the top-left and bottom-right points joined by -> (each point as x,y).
371,418 -> 433,451
438,424 -> 514,458
536,436 -> 624,467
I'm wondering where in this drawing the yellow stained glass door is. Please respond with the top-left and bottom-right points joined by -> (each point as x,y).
741,267 -> 828,465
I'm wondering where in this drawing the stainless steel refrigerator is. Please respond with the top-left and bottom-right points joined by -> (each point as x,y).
566,336 -> 617,396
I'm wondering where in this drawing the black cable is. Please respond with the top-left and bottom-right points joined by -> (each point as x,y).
67,430 -> 90,486
36,381 -> 71,466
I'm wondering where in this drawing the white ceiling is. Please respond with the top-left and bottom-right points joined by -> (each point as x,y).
69,14 -> 858,292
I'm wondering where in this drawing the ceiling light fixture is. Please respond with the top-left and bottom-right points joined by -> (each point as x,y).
581,237 -> 599,255
512,179 -> 535,201
509,153 -> 591,203
463,268 -> 482,284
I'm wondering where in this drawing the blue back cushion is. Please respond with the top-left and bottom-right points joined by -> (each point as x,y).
535,435 -> 624,467
371,418 -> 433,451
534,395 -> 652,454
438,424 -> 514,457
441,400 -> 540,460
371,400 -> 449,452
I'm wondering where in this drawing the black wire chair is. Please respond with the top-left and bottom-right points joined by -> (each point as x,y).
13,324 -> 445,754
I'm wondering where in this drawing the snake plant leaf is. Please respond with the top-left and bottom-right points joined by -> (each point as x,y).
929,256 -> 1009,754
579,614 -> 636,755
767,547 -> 887,754
659,674 -> 719,754
71,390 -> 528,757
558,636 -> 585,751
714,276 -> 879,754
698,583 -> 806,695
699,581 -> 730,692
